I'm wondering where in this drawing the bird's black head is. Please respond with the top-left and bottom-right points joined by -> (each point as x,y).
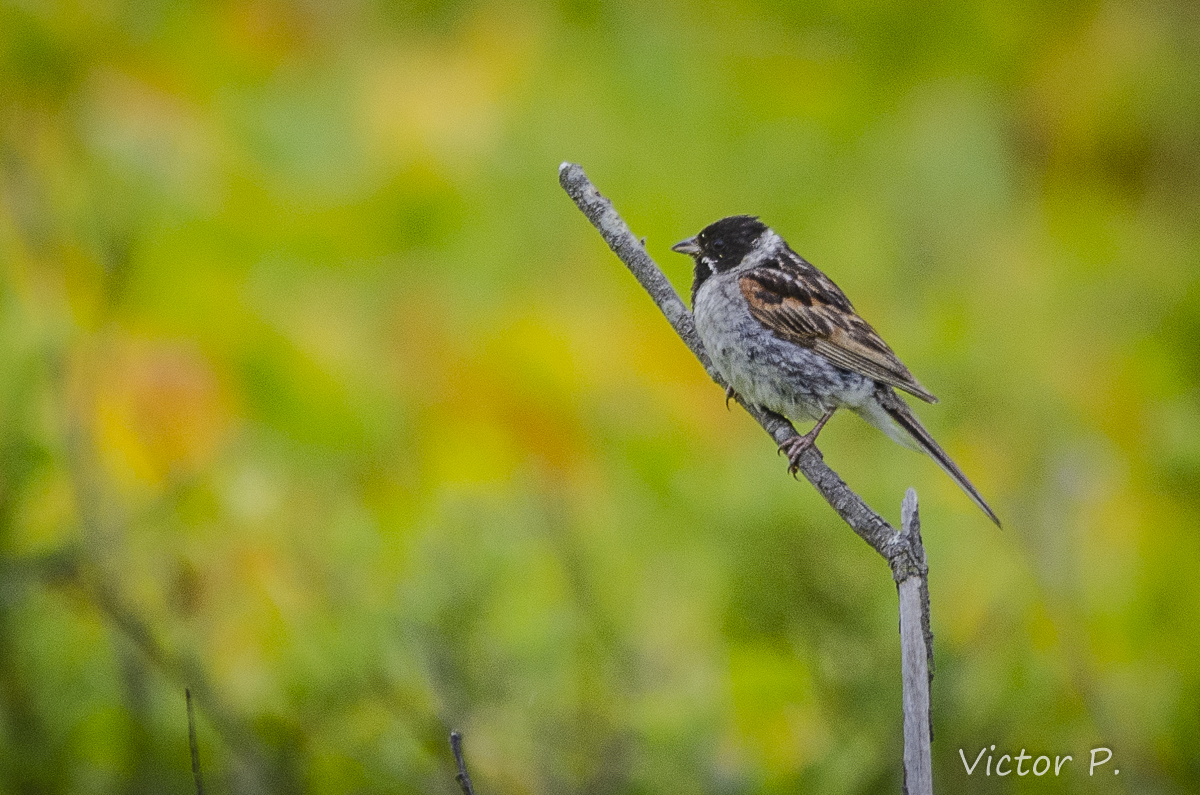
672,215 -> 769,298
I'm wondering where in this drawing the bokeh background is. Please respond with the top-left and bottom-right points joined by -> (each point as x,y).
2,0 -> 1198,793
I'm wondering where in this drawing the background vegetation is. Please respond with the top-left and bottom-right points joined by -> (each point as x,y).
2,0 -> 1198,792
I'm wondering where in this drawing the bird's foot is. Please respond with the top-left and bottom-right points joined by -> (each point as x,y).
778,433 -> 818,476
724,385 -> 741,410
777,409 -> 836,476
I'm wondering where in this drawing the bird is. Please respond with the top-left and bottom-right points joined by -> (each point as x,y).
672,215 -> 1000,526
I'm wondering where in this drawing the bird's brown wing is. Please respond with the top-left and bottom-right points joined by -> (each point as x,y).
739,264 -> 938,403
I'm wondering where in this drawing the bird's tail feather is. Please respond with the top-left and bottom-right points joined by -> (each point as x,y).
864,388 -> 1001,527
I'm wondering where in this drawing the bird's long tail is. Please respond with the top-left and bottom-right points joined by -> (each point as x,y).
861,387 -> 1001,527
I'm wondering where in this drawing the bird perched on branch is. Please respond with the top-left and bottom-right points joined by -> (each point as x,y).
672,215 -> 1000,526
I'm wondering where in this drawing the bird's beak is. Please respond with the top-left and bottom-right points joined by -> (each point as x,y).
671,237 -> 701,256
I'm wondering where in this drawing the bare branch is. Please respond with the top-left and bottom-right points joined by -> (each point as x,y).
559,162 -> 920,571
898,489 -> 933,795
450,731 -> 476,795
559,163 -> 939,793
186,688 -> 206,795
900,489 -> 935,684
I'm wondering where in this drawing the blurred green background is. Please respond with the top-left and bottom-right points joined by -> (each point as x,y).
2,0 -> 1198,793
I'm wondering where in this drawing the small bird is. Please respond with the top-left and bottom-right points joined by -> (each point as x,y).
672,215 -> 1000,526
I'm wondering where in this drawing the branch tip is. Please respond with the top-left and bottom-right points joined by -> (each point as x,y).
450,731 -> 476,795
901,487 -> 919,537
186,687 -> 205,795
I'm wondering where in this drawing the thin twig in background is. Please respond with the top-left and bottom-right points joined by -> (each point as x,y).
450,731 -> 477,795
559,162 -> 936,793
40,551 -> 274,795
186,688 -> 206,795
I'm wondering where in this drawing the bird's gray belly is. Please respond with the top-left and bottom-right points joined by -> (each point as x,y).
693,277 -> 874,422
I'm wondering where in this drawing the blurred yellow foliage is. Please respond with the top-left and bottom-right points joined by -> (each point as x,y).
1,0 -> 1198,793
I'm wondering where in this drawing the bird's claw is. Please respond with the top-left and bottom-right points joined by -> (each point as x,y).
777,409 -> 835,476
724,385 -> 740,410
778,434 -> 817,477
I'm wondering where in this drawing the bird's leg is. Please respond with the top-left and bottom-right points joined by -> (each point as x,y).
724,385 -> 740,410
778,408 -> 836,475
